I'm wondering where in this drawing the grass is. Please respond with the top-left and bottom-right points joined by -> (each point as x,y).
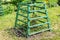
0,6 -> 60,40
0,13 -> 16,30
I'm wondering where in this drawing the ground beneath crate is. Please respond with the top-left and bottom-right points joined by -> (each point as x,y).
0,28 -> 56,40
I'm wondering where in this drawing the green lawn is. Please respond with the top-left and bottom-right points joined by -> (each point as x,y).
0,6 -> 60,40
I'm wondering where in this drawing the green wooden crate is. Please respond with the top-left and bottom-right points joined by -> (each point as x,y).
15,2 -> 51,37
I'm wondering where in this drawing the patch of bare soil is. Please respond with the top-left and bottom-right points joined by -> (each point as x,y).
0,28 -> 56,40
27,32 -> 55,40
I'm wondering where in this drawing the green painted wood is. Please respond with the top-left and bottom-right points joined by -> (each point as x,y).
32,6 -> 43,8
18,14 -> 27,18
27,5 -> 31,37
15,2 -> 51,37
30,16 -> 48,20
44,3 -> 51,31
29,28 -> 51,35
29,22 -> 49,28
29,10 -> 45,13
17,24 -> 27,31
17,19 -> 27,24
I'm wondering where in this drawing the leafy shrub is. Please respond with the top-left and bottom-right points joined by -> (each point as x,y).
36,0 -> 58,7
2,4 -> 14,15
57,0 -> 60,5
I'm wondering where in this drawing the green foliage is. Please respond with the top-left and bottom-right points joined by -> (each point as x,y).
2,4 -> 14,15
1,0 -> 58,15
50,0 -> 58,7
11,0 -> 30,3
58,0 -> 60,5
11,0 -> 24,2
49,0 -> 58,4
